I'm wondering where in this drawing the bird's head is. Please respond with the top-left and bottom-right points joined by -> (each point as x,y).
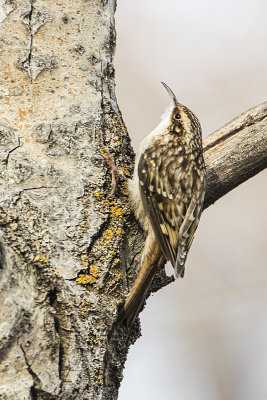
161,82 -> 201,142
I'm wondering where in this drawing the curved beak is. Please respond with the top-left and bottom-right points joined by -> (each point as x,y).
161,82 -> 178,105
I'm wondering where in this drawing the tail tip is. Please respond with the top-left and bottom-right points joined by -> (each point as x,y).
174,265 -> 185,279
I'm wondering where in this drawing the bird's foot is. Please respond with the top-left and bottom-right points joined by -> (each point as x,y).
101,148 -> 127,196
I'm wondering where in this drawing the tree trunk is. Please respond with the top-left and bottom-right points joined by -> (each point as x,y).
0,1 -> 136,399
0,1 -> 266,399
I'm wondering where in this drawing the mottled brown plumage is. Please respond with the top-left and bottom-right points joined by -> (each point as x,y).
119,83 -> 206,326
138,90 -> 205,277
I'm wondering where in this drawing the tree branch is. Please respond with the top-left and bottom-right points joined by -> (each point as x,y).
203,101 -> 267,209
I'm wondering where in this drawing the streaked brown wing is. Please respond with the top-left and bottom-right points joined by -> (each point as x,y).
139,189 -> 178,267
138,152 -> 185,270
174,194 -> 204,276
138,151 -> 205,277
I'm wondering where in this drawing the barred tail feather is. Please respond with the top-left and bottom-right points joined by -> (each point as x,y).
118,239 -> 163,328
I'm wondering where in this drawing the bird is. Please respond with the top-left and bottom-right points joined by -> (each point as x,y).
118,82 -> 206,327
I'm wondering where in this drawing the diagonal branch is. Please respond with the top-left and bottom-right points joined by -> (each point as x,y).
203,101 -> 267,209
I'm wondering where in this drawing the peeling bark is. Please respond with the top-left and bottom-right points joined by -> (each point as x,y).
0,1 -> 266,400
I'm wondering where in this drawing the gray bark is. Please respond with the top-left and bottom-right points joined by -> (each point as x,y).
203,102 -> 267,209
0,1 -> 266,400
0,1 -> 135,399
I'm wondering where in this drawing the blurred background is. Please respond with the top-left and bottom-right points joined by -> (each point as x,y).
114,1 -> 267,399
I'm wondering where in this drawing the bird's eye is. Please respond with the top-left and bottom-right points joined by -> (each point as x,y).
174,112 -> 181,120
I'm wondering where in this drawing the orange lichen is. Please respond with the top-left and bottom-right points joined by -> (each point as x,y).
80,300 -> 89,317
94,191 -> 103,199
122,181 -> 129,195
89,264 -> 99,278
110,206 -> 123,218
121,164 -> 131,177
104,229 -> 113,240
100,147 -> 108,158
81,256 -> 88,268
76,274 -> 96,285
34,255 -> 49,264
76,264 -> 99,285
104,199 -> 114,206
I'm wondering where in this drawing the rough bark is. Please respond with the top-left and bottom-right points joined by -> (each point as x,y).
0,1 -> 135,399
203,102 -> 267,208
0,1 -> 266,400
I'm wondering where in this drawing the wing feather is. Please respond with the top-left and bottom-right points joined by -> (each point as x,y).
138,153 -> 183,269
139,188 -> 177,266
138,150 -> 205,278
175,197 -> 203,277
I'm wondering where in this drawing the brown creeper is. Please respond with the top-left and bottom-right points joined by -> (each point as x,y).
119,83 -> 206,326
